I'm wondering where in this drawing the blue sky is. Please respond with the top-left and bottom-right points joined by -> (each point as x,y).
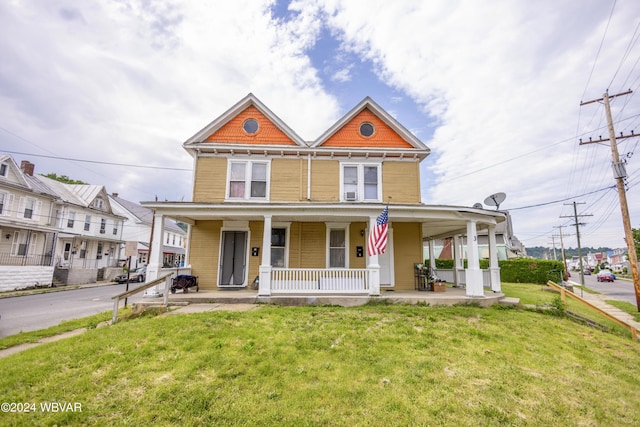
0,0 -> 639,251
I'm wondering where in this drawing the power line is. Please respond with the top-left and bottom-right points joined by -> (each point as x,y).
0,149 -> 191,172
508,185 -> 615,211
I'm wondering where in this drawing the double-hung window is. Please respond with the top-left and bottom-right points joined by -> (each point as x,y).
271,228 -> 286,268
100,218 -> 106,234
0,192 -> 6,215
326,223 -> 350,268
227,160 -> 269,200
84,215 -> 91,231
341,163 -> 381,202
67,212 -> 75,228
23,198 -> 36,219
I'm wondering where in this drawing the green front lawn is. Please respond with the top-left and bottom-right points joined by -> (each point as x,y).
1,301 -> 639,426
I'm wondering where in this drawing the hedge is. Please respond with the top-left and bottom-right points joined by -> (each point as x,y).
425,258 -> 565,284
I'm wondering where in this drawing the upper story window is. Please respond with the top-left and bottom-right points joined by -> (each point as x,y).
67,212 -> 76,228
100,218 -> 106,234
113,221 -> 119,235
227,160 -> 270,200
93,198 -> 104,209
0,192 -> 6,215
84,215 -> 91,231
340,163 -> 381,202
0,163 -> 8,177
23,198 -> 36,219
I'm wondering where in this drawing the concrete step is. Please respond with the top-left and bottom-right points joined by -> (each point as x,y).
499,297 -> 520,306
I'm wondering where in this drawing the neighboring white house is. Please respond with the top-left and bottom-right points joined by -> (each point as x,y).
0,156 -> 59,291
108,193 -> 186,269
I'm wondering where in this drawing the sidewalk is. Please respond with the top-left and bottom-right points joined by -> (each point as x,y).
568,281 -> 640,334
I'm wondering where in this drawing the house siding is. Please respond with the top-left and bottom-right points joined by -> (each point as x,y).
248,221 -> 263,282
270,158 -> 304,202
205,106 -> 298,146
382,161 -> 421,204
321,109 -> 414,149
350,222 -> 367,269
392,222 -> 423,290
193,157 -> 227,202
189,220 -> 222,289
310,160 -> 339,202
297,222 -> 326,268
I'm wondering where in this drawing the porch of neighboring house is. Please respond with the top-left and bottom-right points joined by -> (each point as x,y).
141,204 -> 507,306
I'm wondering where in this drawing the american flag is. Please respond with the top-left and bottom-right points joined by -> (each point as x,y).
367,205 -> 389,256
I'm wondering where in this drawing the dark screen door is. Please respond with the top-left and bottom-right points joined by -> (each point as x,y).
219,231 -> 247,286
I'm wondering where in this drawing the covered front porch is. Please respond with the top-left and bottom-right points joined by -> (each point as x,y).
143,284 -> 506,308
141,202 -> 506,300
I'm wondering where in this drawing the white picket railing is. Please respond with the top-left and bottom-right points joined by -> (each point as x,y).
271,268 -> 369,294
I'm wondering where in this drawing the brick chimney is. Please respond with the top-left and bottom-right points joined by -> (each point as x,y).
112,193 -> 119,198
20,160 -> 35,176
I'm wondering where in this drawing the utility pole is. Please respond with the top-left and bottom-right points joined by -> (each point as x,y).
547,235 -> 558,261
553,225 -> 570,280
561,202 -> 592,288
581,90 -> 640,310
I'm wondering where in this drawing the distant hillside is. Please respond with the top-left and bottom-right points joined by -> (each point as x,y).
526,246 -> 615,260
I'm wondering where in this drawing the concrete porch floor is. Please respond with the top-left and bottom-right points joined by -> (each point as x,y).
143,285 -> 506,308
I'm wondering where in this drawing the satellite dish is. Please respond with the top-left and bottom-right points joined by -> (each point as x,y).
473,202 -> 483,209
483,192 -> 506,210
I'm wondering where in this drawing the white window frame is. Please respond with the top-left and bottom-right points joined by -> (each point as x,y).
339,162 -> 382,202
84,215 -> 91,231
67,211 -> 76,228
225,159 -> 271,201
0,163 -> 8,177
100,218 -> 106,234
0,192 -> 7,215
271,222 -> 291,268
325,223 -> 350,268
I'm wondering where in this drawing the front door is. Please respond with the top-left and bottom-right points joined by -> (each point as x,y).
219,231 -> 248,287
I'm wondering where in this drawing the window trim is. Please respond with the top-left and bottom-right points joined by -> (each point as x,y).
339,162 -> 382,202
325,223 -> 350,269
271,222 -> 291,268
0,163 -> 8,177
225,159 -> 271,201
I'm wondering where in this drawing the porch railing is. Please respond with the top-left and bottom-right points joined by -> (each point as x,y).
271,268 -> 369,294
0,253 -> 52,266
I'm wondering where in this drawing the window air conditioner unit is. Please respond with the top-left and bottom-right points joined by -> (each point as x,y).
344,191 -> 358,201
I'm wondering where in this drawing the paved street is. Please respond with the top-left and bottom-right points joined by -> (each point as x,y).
571,273 -> 639,306
0,284 -> 147,338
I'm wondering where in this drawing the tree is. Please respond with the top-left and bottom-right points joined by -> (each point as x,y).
40,173 -> 87,185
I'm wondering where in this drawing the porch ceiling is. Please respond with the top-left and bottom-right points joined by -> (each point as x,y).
141,202 -> 505,239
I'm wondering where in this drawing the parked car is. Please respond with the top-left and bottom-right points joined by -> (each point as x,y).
596,270 -> 615,282
583,269 -> 591,275
114,267 -> 146,284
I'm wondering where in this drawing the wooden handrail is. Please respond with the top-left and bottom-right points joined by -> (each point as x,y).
111,273 -> 173,323
547,280 -> 639,342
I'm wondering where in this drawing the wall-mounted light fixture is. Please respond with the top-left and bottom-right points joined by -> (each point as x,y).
5,234 -> 10,239
360,229 -> 365,237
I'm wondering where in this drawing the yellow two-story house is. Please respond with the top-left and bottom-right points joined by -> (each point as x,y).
143,94 -> 505,298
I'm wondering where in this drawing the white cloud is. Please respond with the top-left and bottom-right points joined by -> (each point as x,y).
1,0 -> 639,250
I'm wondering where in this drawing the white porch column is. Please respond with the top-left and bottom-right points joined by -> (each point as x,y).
453,235 -> 463,287
144,211 -> 166,297
367,215 -> 381,296
258,215 -> 272,296
465,220 -> 484,297
428,240 -> 436,272
488,225 -> 501,292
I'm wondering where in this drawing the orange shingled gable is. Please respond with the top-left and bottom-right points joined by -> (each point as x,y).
320,109 -> 414,148
205,105 -> 298,146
